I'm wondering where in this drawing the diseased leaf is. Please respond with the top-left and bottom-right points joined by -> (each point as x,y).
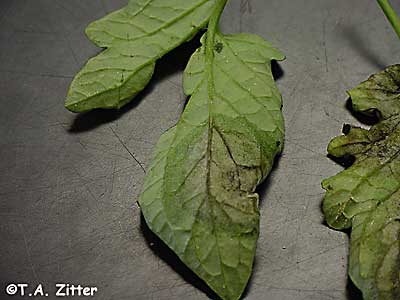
139,32 -> 284,300
65,0 -> 216,112
322,65 -> 400,300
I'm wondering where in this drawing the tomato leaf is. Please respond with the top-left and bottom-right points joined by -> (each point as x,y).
65,0 -> 216,112
322,65 -> 400,300
138,31 -> 284,300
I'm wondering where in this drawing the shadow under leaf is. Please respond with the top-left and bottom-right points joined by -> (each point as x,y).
345,98 -> 380,126
346,277 -> 363,300
271,60 -> 284,81
257,152 -> 282,207
327,153 -> 356,169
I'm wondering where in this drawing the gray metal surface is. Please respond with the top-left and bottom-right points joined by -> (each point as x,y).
0,1 -> 399,299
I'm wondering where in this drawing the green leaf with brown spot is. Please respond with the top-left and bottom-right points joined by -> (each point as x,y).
322,65 -> 400,300
139,31 -> 284,300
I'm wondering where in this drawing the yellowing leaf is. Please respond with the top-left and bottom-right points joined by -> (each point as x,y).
139,31 -> 284,300
322,65 -> 400,300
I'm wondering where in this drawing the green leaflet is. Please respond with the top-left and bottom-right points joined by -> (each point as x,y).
322,65 -> 400,300
138,30 -> 285,300
65,0 -> 216,112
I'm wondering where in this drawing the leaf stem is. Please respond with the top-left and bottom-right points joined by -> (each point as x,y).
377,0 -> 400,40
205,0 -> 228,133
205,0 -> 228,73
207,0 -> 228,45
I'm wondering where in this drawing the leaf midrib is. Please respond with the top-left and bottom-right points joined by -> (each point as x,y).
202,0 -> 230,296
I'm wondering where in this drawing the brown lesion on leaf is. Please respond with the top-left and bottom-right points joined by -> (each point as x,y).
324,64 -> 400,300
213,127 -> 262,193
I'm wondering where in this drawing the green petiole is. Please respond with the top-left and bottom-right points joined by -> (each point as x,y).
205,0 -> 228,80
205,0 -> 228,163
377,0 -> 400,40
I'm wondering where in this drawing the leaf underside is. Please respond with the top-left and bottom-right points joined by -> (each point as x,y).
322,65 -> 400,300
65,0 -> 216,112
139,32 -> 285,300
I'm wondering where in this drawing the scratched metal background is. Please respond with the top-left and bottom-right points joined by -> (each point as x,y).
0,1 -> 399,300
